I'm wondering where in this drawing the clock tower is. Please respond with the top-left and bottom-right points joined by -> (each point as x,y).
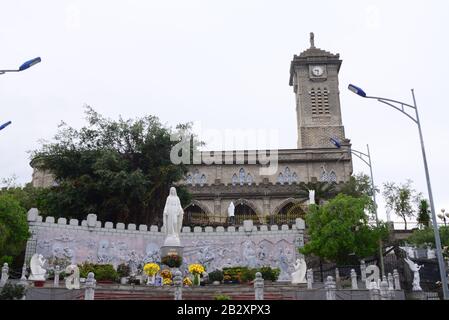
289,33 -> 346,149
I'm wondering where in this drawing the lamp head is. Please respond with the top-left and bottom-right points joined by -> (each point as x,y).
0,121 -> 12,131
348,84 -> 367,97
19,57 -> 41,71
329,137 -> 342,148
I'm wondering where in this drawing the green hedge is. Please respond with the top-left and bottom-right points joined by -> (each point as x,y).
78,263 -> 119,282
222,266 -> 280,283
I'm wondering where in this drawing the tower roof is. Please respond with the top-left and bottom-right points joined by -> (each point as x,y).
289,33 -> 342,86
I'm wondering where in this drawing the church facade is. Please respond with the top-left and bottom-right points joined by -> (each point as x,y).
31,34 -> 353,225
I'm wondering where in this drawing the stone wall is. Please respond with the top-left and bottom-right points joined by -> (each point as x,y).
26,209 -> 305,279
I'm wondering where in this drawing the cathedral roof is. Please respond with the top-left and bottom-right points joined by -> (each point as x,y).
297,46 -> 340,59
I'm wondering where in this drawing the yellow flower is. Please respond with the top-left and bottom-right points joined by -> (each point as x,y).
188,263 -> 205,275
183,277 -> 193,286
143,263 -> 160,276
163,278 -> 172,286
160,269 -> 172,279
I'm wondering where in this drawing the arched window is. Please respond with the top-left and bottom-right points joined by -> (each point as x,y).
278,173 -> 285,185
200,174 -> 207,186
246,173 -> 253,186
239,168 -> 246,185
328,171 -> 337,183
234,202 -> 259,225
232,174 -> 238,186
184,204 -> 209,226
275,201 -> 306,225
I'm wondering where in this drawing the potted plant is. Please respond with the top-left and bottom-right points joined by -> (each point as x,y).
161,254 -> 183,268
208,270 -> 224,285
188,263 -> 205,286
143,263 -> 160,285
117,263 -> 130,285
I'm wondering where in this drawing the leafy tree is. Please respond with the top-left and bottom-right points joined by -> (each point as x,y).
297,181 -> 337,205
0,194 -> 30,265
407,227 -> 449,258
31,106 -> 197,225
340,173 -> 378,218
382,180 -> 420,230
416,199 -> 431,228
300,194 -> 388,265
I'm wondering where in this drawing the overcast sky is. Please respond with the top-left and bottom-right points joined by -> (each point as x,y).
1,0 -> 448,226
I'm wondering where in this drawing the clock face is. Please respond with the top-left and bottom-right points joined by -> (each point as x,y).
311,66 -> 324,77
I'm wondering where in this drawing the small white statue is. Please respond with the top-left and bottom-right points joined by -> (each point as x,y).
404,257 -> 423,291
427,246 -> 436,259
308,190 -> 315,205
162,187 -> 184,246
29,254 -> 47,281
228,202 -> 235,224
291,257 -> 307,284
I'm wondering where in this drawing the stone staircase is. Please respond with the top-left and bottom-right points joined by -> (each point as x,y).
73,283 -> 299,300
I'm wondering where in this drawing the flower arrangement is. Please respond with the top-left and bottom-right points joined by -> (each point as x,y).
188,263 -> 205,286
161,254 -> 183,268
183,277 -> 193,287
188,264 -> 205,275
160,269 -> 172,279
163,278 -> 172,286
143,263 -> 160,276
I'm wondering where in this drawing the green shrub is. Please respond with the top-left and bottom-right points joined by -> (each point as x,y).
258,266 -> 280,282
222,266 -> 280,283
117,263 -> 131,278
240,268 -> 257,283
214,294 -> 231,300
0,283 -> 26,300
78,263 -> 119,282
208,270 -> 224,282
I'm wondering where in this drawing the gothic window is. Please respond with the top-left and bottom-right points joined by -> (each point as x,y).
232,174 -> 238,186
187,170 -> 207,186
291,172 -> 298,184
278,173 -> 285,185
328,171 -> 337,183
310,87 -> 330,115
278,167 -> 298,185
232,169 -> 254,186
246,173 -> 253,186
239,168 -> 246,185
200,174 -> 207,186
319,170 -> 328,182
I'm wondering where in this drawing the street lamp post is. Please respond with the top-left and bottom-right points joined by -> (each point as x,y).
0,57 -> 41,75
348,84 -> 449,300
330,138 -> 385,277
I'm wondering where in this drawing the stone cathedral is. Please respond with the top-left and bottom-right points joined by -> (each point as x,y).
31,34 -> 353,225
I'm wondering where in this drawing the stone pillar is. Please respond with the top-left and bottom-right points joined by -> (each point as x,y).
325,276 -> 336,300
335,268 -> 340,288
393,269 -> 401,290
380,278 -> 390,300
0,263 -> 9,287
254,272 -> 264,300
369,282 -> 380,300
307,268 -> 313,289
54,265 -> 61,288
174,270 -> 183,300
20,262 -> 27,281
84,272 -> 96,300
350,269 -> 358,290
360,260 -> 366,282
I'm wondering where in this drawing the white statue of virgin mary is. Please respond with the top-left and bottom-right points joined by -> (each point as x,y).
162,187 -> 184,246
